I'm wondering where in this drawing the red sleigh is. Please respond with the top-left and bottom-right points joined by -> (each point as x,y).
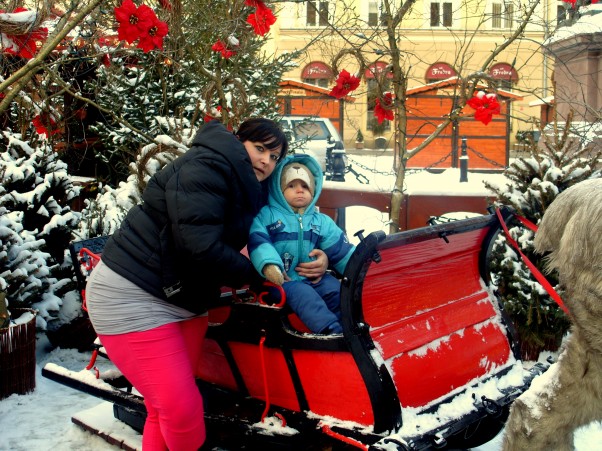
43,208 -> 546,450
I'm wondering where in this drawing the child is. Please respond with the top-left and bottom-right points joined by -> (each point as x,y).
248,154 -> 355,334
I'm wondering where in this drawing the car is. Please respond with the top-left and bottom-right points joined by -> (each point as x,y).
279,115 -> 347,174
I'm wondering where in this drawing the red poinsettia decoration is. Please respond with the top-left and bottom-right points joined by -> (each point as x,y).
329,70 -> 360,99
0,8 -> 48,59
32,113 -> 61,137
245,0 -> 277,36
114,0 -> 154,43
563,0 -> 598,7
211,36 -> 239,59
137,15 -> 169,52
374,92 -> 394,124
467,91 -> 501,125
114,0 -> 168,52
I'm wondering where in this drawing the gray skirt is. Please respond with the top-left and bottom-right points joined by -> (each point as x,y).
86,260 -> 200,335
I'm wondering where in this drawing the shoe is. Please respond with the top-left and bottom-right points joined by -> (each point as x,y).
322,322 -> 343,335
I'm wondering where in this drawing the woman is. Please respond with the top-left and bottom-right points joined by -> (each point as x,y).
85,118 -> 328,451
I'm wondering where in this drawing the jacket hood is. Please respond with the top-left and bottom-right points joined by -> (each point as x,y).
269,154 -> 323,213
192,120 -> 264,210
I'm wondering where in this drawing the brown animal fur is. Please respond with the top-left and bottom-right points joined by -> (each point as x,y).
502,178 -> 602,451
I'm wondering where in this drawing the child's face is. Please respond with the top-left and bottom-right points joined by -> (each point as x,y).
283,179 -> 312,209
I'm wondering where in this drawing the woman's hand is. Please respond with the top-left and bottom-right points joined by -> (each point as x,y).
295,249 -> 328,280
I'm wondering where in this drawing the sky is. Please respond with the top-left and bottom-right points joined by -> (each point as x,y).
1,151 -> 601,451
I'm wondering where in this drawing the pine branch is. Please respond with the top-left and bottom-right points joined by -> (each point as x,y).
43,66 -> 157,145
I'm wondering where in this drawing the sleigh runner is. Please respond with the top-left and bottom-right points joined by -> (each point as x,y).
43,208 -> 546,450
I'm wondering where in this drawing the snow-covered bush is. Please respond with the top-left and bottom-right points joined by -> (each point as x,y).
0,130 -> 80,329
486,113 -> 601,359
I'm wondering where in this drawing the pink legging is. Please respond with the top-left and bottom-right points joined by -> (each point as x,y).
98,316 -> 208,451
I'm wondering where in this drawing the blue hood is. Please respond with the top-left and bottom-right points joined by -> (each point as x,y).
268,154 -> 323,213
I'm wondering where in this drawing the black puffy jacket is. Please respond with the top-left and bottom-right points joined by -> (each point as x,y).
101,121 -> 264,314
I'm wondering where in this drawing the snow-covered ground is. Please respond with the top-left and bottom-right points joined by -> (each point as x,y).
1,151 -> 601,450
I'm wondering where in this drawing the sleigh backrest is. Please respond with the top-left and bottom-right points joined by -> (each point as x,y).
342,213 -> 516,417
69,236 -> 110,295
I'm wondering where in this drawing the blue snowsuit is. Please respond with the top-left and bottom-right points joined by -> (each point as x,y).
248,154 -> 355,333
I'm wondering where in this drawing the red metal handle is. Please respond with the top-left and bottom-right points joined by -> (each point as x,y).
258,282 -> 286,308
79,248 -> 101,272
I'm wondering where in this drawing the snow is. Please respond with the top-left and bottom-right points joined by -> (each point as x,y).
545,4 -> 602,44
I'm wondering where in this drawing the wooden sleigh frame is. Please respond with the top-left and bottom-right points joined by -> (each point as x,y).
43,207 -> 547,450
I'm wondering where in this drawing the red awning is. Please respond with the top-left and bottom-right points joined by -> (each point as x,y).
425,62 -> 457,80
301,62 -> 333,79
489,63 -> 519,81
365,61 -> 393,79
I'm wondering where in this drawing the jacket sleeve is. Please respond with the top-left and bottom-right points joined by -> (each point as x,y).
166,156 -> 256,288
248,208 -> 284,275
318,214 -> 356,275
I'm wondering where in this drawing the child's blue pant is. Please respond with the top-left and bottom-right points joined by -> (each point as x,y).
283,273 -> 342,333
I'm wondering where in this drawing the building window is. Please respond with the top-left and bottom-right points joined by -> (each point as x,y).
307,1 -> 329,27
366,79 -> 392,132
557,4 -> 569,26
430,2 -> 453,27
303,78 -> 330,88
368,1 -> 379,26
492,2 -> 513,28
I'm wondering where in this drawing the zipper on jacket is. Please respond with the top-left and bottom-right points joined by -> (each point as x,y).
297,215 -> 304,264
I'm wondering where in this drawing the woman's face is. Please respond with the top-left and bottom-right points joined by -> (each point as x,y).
243,140 -> 282,182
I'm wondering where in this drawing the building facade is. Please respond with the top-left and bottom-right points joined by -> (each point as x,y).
265,0 -> 563,149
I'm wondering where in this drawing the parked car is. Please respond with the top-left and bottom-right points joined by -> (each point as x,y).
279,115 -> 346,172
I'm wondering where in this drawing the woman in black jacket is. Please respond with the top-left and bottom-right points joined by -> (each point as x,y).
85,119 -> 328,451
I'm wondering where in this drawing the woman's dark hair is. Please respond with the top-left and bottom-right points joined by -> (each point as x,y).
236,118 -> 288,160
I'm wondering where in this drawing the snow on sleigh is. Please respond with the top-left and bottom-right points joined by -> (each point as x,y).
42,208 -> 547,450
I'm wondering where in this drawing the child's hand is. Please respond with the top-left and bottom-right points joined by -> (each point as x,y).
263,264 -> 284,286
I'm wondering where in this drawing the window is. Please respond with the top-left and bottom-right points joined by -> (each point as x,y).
303,78 -> 330,88
368,1 -> 379,26
557,4 -> 569,26
492,2 -> 514,28
366,79 -> 392,131
307,1 -> 329,27
430,2 -> 453,27
289,120 -> 330,141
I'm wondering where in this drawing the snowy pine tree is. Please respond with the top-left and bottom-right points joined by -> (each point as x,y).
87,53 -> 202,184
0,130 -> 80,328
82,0 -> 297,185
77,0 -> 297,233
486,113 -> 601,359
